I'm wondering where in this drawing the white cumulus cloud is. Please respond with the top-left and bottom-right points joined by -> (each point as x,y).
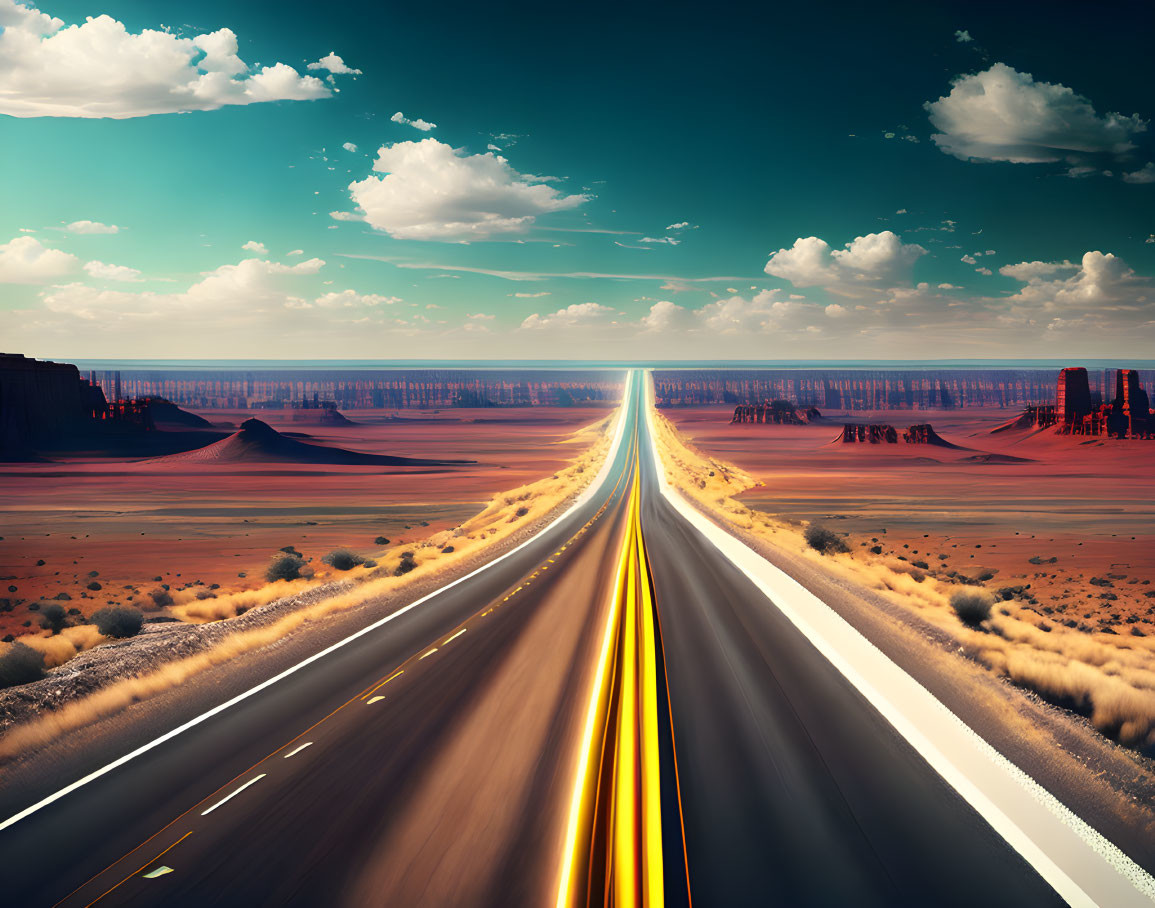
0,234 -> 77,282
349,138 -> 587,241
342,141 -> 358,153
314,290 -> 400,307
520,302 -> 613,330
306,52 -> 361,75
241,240 -> 269,255
1123,162 -> 1155,184
0,0 -> 349,118
83,260 -> 141,281
641,300 -> 694,332
765,231 -> 926,292
390,111 -> 437,132
65,219 -> 119,234
1004,251 -> 1139,311
924,63 -> 1148,169
998,260 -> 1078,281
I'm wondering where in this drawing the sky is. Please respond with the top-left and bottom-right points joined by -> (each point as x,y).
1,0 -> 1153,360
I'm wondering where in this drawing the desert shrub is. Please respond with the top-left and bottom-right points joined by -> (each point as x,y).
394,551 -> 417,576
267,551 -> 305,582
149,587 -> 174,609
39,603 -> 68,634
804,524 -> 849,555
92,605 -> 144,638
280,545 -> 302,556
0,643 -> 46,688
441,545 -> 455,554
86,581 -> 102,591
515,506 -> 529,518
950,588 -> 994,626
322,549 -> 365,571
361,559 -> 378,569
374,536 -> 390,546
869,545 -> 883,555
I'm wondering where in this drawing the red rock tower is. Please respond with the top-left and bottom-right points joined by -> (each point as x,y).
1056,367 -> 1092,425
1112,369 -> 1151,437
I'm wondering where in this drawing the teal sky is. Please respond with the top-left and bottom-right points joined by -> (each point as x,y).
1,0 -> 1153,359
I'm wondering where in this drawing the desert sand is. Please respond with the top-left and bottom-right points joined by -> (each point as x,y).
665,406 -> 1155,635
0,406 -> 611,639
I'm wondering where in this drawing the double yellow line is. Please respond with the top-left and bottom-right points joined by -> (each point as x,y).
558,446 -> 685,908
606,461 -> 665,906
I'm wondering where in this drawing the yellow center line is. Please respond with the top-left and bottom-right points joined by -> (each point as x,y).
360,669 -> 404,701
419,647 -> 438,660
556,413 -> 677,908
80,831 -> 193,908
442,627 -> 467,645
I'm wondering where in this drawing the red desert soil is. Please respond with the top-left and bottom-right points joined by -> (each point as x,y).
664,406 -> 1155,636
0,406 -> 610,636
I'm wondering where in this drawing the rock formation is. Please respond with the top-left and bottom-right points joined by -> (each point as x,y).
1111,369 -> 1151,438
730,401 -> 821,424
837,422 -> 956,446
0,353 -> 107,459
145,418 -> 473,466
998,366 -> 1154,439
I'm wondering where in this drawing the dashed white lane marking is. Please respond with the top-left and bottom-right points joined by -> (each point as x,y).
282,742 -> 313,759
200,775 -> 266,816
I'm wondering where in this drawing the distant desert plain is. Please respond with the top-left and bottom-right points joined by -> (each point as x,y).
0,406 -> 611,641
668,406 -> 1155,636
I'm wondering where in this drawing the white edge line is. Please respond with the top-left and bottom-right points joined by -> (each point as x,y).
200,774 -> 266,816
0,371 -> 634,834
282,742 -> 312,760
641,370 -> 1155,908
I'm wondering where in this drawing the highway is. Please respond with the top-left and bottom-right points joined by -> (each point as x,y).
0,369 -> 1130,906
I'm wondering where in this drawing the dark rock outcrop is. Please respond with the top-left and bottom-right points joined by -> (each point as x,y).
145,418 -> 473,466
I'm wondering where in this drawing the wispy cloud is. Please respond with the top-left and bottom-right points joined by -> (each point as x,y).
338,253 -> 754,284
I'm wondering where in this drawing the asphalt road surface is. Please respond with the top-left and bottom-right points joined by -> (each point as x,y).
0,373 -> 1065,906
